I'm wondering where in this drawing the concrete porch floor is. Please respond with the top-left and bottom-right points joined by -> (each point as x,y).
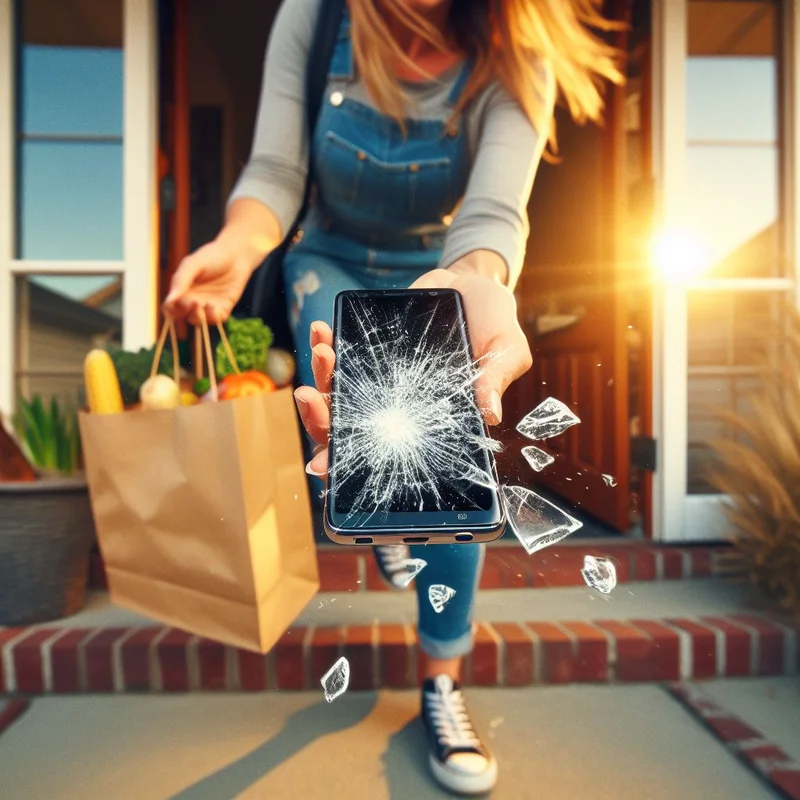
1,681 -> 794,800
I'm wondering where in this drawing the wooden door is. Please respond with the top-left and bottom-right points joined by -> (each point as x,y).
505,1 -> 639,532
157,0 -> 191,308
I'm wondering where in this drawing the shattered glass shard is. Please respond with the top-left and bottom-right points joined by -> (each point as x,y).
428,584 -> 456,614
501,485 -> 583,555
581,555 -> 617,594
395,558 -> 427,588
516,397 -> 581,441
602,474 -> 617,487
521,445 -> 555,473
321,656 -> 350,703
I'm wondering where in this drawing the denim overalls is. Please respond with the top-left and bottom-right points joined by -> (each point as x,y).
283,9 -> 484,660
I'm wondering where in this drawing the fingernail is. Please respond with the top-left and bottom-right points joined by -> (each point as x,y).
294,392 -> 308,409
488,390 -> 503,425
305,461 -> 326,477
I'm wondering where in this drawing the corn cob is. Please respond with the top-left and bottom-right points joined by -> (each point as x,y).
84,349 -> 124,414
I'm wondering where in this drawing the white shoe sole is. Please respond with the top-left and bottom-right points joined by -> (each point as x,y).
428,752 -> 498,796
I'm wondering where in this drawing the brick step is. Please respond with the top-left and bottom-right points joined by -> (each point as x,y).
88,542 -> 732,593
2,610 -> 796,695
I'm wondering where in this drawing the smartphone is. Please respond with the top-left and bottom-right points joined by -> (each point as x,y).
324,288 -> 506,546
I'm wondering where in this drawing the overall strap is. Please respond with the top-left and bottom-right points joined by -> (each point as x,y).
248,0 -> 346,320
327,7 -> 354,80
446,59 -> 473,106
304,0 -> 348,193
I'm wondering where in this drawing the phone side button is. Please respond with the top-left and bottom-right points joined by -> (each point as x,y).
354,536 -> 374,545
454,533 -> 473,543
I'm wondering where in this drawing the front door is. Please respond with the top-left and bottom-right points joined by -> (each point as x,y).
507,0 -> 639,533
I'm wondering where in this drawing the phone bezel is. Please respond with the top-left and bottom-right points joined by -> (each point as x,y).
323,288 -> 506,546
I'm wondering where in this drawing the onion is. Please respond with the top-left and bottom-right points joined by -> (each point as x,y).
266,348 -> 296,387
140,375 -> 180,410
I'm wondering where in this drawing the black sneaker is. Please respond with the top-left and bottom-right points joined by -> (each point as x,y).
373,544 -> 414,590
421,674 -> 498,796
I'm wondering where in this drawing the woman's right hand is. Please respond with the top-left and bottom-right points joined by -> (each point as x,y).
162,236 -> 256,325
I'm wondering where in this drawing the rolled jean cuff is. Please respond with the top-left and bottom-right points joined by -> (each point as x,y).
417,624 -> 475,660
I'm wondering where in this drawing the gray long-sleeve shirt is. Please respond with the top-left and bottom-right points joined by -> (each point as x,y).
229,0 -> 553,286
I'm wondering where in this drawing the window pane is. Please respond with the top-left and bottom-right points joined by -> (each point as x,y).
687,58 -> 776,142
16,0 -> 124,261
15,274 -> 123,409
686,289 -> 788,493
685,0 -> 781,278
688,291 -> 784,367
18,141 -> 123,260
687,374 -> 762,493
19,47 -> 123,136
685,145 -> 778,276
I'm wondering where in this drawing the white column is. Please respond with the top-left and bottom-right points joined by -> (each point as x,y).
650,0 -> 689,541
122,0 -> 158,351
0,0 -> 14,424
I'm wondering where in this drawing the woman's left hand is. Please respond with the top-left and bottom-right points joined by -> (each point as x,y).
294,267 -> 532,477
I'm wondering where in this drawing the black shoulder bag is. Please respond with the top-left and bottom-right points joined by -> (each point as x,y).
235,0 -> 347,349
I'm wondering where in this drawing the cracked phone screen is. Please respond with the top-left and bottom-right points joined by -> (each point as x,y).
330,291 -> 497,521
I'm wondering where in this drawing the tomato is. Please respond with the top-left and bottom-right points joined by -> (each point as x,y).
219,370 -> 276,400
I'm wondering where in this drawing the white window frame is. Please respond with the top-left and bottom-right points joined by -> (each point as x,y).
0,0 -> 158,420
650,0 -> 800,542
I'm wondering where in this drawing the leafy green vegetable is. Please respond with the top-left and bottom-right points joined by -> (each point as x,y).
215,317 -> 273,378
108,346 -> 175,406
193,377 -> 211,396
13,394 -> 81,476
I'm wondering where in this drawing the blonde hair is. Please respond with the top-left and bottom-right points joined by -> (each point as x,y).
348,0 -> 625,148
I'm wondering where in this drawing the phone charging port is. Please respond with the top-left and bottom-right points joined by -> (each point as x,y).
455,533 -> 473,542
354,536 -> 373,545
403,536 -> 429,544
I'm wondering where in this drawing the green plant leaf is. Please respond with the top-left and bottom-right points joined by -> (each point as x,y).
13,393 -> 82,475
19,397 -> 45,466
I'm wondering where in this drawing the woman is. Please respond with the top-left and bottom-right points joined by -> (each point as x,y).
165,0 -> 620,794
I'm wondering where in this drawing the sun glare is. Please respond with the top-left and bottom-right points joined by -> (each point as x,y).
650,229 -> 712,282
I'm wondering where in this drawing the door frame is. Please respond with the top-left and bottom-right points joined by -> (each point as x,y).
0,0 -> 159,420
650,0 -> 800,542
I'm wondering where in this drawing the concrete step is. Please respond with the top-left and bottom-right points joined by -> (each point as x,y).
2,579 -> 797,695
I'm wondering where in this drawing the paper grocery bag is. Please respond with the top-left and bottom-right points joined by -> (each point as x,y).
79,324 -> 318,654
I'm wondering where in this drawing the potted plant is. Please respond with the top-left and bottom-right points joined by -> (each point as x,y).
707,303 -> 800,617
0,395 -> 95,625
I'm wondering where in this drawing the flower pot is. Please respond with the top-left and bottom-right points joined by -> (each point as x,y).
0,475 -> 95,625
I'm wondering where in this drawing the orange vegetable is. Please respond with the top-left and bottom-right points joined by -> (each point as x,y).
219,370 -> 276,400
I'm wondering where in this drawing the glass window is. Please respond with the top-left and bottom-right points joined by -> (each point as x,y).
15,274 -> 123,407
685,0 -> 781,277
686,289 -> 787,493
15,0 -> 124,260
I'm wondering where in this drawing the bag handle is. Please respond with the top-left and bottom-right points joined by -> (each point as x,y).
151,313 -> 240,404
150,317 -> 181,384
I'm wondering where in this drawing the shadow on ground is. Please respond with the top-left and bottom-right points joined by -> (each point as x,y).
167,694 -> 378,800
166,693 -> 473,800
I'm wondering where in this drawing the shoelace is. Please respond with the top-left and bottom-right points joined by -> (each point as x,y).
425,687 -> 481,750
375,545 -> 410,573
